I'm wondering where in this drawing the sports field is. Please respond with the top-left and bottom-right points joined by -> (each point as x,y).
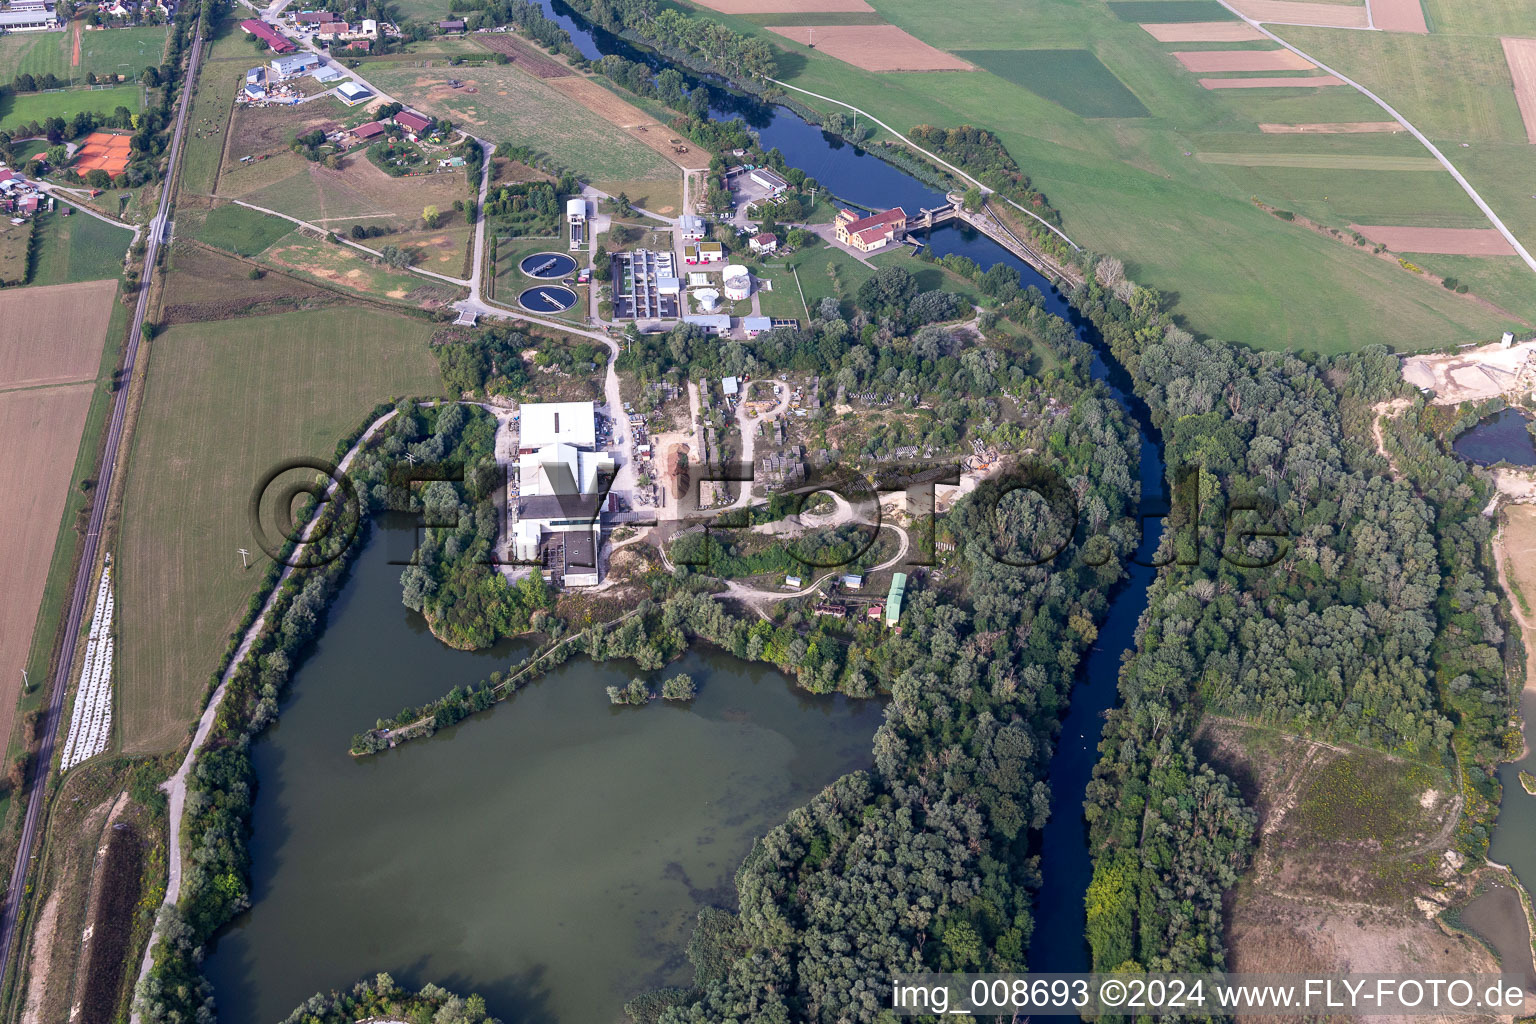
115,307 -> 446,754
364,65 -> 678,186
0,84 -> 142,131
0,25 -> 165,86
0,281 -> 116,757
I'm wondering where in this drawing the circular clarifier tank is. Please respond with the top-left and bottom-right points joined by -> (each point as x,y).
519,286 -> 578,313
519,252 -> 578,278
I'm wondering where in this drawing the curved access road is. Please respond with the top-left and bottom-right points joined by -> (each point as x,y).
0,25 -> 206,993
1215,0 -> 1536,275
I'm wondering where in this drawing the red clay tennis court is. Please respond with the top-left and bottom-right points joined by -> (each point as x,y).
73,132 -> 132,177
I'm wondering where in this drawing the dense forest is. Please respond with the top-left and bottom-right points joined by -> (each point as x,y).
1074,257 -> 1515,974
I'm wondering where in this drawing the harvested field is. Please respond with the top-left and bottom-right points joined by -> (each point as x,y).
233,154 -> 469,230
224,99 -> 345,166
162,243 -> 343,323
0,383 -> 98,754
1140,21 -> 1266,40
1227,0 -> 1368,26
1174,48 -> 1315,71
1259,121 -> 1404,132
546,76 -> 714,171
1373,0 -> 1428,33
689,0 -> 871,11
0,280 -> 115,389
1352,224 -> 1519,254
1200,74 -> 1345,87
1501,37 -> 1536,144
473,33 -> 570,77
766,25 -> 973,72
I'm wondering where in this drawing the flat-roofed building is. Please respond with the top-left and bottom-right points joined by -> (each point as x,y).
519,401 -> 598,450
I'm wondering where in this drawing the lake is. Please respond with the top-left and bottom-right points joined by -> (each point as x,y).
202,523 -> 885,1024
1452,408 -> 1536,467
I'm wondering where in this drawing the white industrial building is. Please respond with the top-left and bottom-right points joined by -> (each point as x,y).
512,402 -> 611,587
0,2 -> 60,30
336,80 -> 373,105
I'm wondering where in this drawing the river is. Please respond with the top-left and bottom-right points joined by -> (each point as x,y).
206,14 -> 1171,1018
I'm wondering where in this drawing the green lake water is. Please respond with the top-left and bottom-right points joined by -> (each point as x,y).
203,524 -> 884,1023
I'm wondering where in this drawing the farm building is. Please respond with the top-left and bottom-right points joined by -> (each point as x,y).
240,19 -> 295,53
743,316 -> 772,338
683,314 -> 730,335
0,3 -> 60,30
885,572 -> 906,627
520,401 -> 598,450
722,265 -> 751,301
270,52 -> 321,78
750,167 -> 788,195
316,20 -> 346,36
336,81 -> 373,105
749,232 -> 777,253
722,376 -> 739,397
313,64 -> 342,83
439,18 -> 466,31
679,215 -> 706,241
835,207 -> 907,253
393,110 -> 433,134
352,120 -> 386,140
296,10 -> 340,23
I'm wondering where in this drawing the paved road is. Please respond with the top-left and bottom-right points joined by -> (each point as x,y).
0,25 -> 206,992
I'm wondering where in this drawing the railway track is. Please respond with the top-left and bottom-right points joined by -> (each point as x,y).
0,23 -> 205,996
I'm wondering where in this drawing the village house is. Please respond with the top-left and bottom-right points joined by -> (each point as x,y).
834,207 -> 907,253
393,109 -> 433,138
748,231 -> 777,253
438,18 -> 465,31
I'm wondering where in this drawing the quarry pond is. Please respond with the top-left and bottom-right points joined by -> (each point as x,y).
202,522 -> 885,1024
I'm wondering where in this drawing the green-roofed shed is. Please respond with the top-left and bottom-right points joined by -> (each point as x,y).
885,572 -> 906,627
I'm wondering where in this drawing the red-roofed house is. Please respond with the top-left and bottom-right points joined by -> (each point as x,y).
353,121 -> 386,141
297,10 -> 339,23
394,110 -> 433,135
240,19 -> 295,53
315,20 -> 347,36
834,207 -> 907,253
749,232 -> 777,253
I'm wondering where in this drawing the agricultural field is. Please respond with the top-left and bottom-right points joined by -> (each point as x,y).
161,242 -> 345,322
115,306 -> 446,754
0,84 -> 142,131
957,48 -> 1148,117
0,220 -> 31,285
192,202 -> 293,256
659,0 -> 1531,351
255,228 -> 465,306
30,211 -> 132,286
178,56 -> 247,196
0,280 -> 117,758
364,64 -> 678,191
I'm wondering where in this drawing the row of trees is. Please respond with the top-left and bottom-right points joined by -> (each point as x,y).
561,0 -> 778,81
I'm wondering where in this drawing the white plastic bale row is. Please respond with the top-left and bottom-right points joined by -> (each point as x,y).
62,567 -> 115,770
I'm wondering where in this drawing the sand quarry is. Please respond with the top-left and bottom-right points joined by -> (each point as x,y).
766,24 -> 973,72
1403,338 -> 1536,404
